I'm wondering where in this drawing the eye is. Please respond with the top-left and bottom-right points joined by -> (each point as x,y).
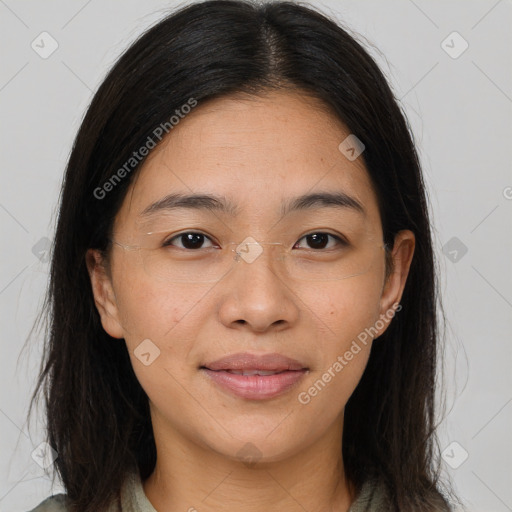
163,232 -> 216,250
294,232 -> 347,250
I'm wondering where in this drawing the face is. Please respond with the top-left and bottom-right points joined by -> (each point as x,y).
87,90 -> 414,464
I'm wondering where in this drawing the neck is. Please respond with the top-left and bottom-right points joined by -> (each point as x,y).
143,411 -> 355,512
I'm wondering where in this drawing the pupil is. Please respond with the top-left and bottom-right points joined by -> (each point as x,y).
307,233 -> 328,249
182,233 -> 204,249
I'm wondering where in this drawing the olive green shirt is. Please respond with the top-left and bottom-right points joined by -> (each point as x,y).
28,470 -> 388,511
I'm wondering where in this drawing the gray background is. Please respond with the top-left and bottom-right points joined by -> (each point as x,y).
1,1 -> 511,510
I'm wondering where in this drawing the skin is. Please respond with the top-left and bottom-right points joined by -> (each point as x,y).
87,90 -> 415,512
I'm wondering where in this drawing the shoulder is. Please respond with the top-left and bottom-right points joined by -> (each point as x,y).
349,478 -> 453,512
27,493 -> 68,512
349,478 -> 390,512
26,468 -> 149,512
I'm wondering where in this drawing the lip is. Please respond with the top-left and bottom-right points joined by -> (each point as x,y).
200,352 -> 309,400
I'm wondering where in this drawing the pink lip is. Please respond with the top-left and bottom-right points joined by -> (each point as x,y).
201,352 -> 309,400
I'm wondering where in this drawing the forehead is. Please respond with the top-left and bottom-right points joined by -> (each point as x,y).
116,90 -> 380,229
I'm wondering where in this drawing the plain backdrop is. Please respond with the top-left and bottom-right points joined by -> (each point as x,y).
1,1 -> 511,511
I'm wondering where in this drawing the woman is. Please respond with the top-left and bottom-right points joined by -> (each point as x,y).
27,0 -> 456,510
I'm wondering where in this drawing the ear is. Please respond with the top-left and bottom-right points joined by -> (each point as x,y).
85,248 -> 124,339
374,229 -> 415,338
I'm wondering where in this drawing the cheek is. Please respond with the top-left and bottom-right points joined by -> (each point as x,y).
113,278 -> 211,403
297,271 -> 384,340
295,274 -> 383,407
113,269 -> 209,341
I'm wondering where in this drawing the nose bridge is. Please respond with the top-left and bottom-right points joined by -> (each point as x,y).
233,237 -> 282,267
229,238 -> 293,297
219,238 -> 298,331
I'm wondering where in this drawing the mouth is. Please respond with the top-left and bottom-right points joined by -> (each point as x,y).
214,369 -> 292,376
200,352 -> 309,400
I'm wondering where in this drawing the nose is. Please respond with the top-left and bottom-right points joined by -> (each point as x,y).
217,242 -> 300,333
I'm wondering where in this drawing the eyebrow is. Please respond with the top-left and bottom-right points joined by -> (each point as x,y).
140,193 -> 240,217
140,191 -> 365,218
283,191 -> 365,216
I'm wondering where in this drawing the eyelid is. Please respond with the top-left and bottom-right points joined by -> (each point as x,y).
162,230 -> 218,248
295,232 -> 349,249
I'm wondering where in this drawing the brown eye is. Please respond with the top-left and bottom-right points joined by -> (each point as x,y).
295,232 -> 347,250
164,232 -> 215,250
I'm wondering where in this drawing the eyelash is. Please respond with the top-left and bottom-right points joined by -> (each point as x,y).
162,231 -> 349,250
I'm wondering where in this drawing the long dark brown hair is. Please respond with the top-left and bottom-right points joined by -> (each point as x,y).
26,1 -> 457,510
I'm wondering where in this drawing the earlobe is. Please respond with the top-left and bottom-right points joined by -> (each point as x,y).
85,248 -> 124,339
375,230 -> 416,337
